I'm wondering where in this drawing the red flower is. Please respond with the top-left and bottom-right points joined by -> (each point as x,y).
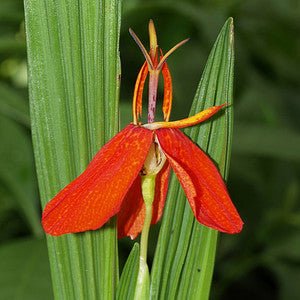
42,21 -> 243,239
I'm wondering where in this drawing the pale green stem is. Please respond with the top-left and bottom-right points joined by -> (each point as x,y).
134,175 -> 156,300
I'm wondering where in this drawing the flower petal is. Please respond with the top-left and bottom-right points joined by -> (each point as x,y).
133,62 -> 148,123
152,162 -> 171,225
42,124 -> 154,236
156,128 -> 243,234
144,104 -> 227,130
162,61 -> 172,122
117,161 -> 170,239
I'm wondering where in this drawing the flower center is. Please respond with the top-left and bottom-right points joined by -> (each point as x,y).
140,136 -> 166,176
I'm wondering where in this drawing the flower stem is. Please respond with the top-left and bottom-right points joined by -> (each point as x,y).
134,175 -> 156,300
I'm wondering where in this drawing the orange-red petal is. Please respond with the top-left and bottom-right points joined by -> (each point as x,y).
162,61 -> 173,121
156,128 -> 243,234
144,104 -> 227,130
133,62 -> 148,123
117,161 -> 171,239
42,124 -> 154,236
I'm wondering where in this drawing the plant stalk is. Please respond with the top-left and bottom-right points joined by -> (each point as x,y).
134,175 -> 156,299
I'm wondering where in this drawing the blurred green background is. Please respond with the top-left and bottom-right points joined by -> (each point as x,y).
0,0 -> 299,299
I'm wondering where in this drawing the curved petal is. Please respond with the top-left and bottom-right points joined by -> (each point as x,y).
133,62 -> 148,123
156,128 -> 243,234
152,162 -> 171,226
117,161 -> 170,239
143,104 -> 227,130
42,124 -> 154,236
162,61 -> 172,122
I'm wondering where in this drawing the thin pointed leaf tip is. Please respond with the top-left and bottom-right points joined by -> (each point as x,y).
42,20 -> 243,239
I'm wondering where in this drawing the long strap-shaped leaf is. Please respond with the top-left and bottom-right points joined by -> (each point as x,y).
24,1 -> 121,299
150,18 -> 234,300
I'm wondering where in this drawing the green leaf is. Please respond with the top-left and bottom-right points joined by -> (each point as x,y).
0,114 -> 41,237
0,82 -> 30,127
116,243 -> 140,300
24,1 -> 121,299
0,238 -> 53,300
150,18 -> 235,299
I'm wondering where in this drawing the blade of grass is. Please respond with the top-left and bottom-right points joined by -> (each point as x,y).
150,18 -> 235,300
24,1 -> 121,299
116,243 -> 140,300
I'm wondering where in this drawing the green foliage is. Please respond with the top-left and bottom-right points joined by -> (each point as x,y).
0,0 -> 299,299
0,82 -> 30,127
24,0 -> 121,299
116,243 -> 140,300
0,238 -> 53,299
0,114 -> 41,238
